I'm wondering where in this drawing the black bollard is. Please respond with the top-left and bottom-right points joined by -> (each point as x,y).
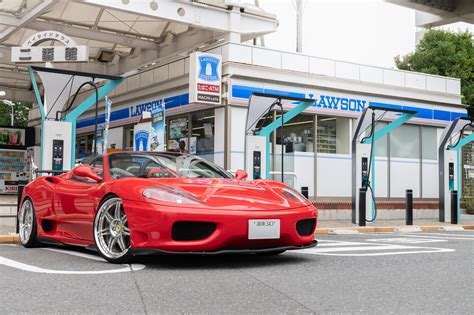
406,189 -> 413,225
301,186 -> 309,199
451,190 -> 458,224
16,185 -> 25,234
359,188 -> 366,227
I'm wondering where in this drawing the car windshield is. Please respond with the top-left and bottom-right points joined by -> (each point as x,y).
108,152 -> 232,179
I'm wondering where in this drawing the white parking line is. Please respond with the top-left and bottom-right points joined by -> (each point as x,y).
0,245 -> 145,274
42,248 -> 105,262
403,234 -> 474,241
365,238 -> 448,244
298,239 -> 456,256
414,232 -> 474,238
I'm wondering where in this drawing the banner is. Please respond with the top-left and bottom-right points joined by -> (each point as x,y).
150,99 -> 165,151
102,96 -> 112,153
95,127 -> 104,156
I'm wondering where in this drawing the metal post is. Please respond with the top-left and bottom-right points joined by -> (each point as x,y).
11,105 -> 14,126
16,185 -> 25,233
295,0 -> 303,53
359,188 -> 366,227
406,189 -> 413,225
451,190 -> 458,224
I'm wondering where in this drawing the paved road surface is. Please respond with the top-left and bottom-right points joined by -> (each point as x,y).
1,230 -> 473,314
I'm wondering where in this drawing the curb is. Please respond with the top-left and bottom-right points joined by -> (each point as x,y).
315,225 -> 474,234
0,234 -> 20,244
0,225 -> 473,244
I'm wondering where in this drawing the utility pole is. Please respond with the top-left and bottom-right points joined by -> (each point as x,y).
4,101 -> 14,126
254,0 -> 266,47
295,0 -> 303,53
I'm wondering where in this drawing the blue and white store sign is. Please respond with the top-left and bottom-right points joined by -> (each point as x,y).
189,52 -> 222,105
229,79 -> 467,122
133,123 -> 151,151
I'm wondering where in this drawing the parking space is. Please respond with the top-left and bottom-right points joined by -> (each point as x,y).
1,230 -> 473,313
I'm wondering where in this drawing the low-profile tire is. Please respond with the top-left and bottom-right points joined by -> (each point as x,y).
93,196 -> 131,264
18,198 -> 38,248
257,250 -> 286,256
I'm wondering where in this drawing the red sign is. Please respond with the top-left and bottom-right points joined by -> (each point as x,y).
197,83 -> 220,93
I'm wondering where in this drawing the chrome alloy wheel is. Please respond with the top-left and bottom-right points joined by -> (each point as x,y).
19,199 -> 34,245
94,197 -> 130,259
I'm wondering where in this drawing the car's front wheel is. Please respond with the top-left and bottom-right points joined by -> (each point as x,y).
18,198 -> 38,248
93,197 -> 131,263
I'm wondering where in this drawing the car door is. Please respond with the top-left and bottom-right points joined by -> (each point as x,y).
54,158 -> 103,241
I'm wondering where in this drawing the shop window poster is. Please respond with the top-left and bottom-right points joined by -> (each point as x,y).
0,127 -> 25,146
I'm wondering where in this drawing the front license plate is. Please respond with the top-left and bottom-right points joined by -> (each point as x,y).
248,219 -> 280,240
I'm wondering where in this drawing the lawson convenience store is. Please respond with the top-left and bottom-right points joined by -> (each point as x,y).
70,42 -> 467,201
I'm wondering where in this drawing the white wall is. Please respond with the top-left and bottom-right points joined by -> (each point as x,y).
422,161 -> 438,198
230,106 -> 247,171
107,127 -> 123,149
390,158 -> 420,198
374,158 -> 389,198
293,153 -> 315,196
316,154 -> 351,197
214,107 -> 225,167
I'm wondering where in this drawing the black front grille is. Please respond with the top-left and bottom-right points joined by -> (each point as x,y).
172,221 -> 216,241
296,218 -> 316,236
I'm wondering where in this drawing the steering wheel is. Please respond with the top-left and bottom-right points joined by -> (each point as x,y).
146,167 -> 178,178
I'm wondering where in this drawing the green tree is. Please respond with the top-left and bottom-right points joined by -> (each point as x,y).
0,100 -> 33,127
395,29 -> 473,116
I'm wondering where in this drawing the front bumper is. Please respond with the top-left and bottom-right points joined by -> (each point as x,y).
122,199 -> 317,252
130,240 -> 317,256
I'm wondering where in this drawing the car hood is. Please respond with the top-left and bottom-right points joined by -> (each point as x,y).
116,177 -> 309,210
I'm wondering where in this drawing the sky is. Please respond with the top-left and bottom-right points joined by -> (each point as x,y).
243,0 -> 473,69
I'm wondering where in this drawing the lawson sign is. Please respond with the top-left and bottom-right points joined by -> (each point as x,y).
231,84 -> 367,113
308,93 -> 367,112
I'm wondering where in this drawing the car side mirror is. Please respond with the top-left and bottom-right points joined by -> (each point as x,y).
235,169 -> 248,180
72,165 -> 102,183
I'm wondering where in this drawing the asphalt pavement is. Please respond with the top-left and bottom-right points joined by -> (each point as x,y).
1,230 -> 473,314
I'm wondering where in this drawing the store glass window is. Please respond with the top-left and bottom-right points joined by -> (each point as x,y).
191,110 -> 215,156
167,116 -> 189,152
317,116 -> 350,154
275,115 -> 314,152
422,126 -> 438,160
124,126 -> 134,150
390,124 -> 420,159
374,122 -> 388,157
76,134 -> 94,158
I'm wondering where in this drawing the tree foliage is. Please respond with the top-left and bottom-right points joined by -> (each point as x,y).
0,100 -> 33,127
395,29 -> 473,116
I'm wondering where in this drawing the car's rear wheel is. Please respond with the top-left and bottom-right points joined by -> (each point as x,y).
18,198 -> 38,248
93,197 -> 131,263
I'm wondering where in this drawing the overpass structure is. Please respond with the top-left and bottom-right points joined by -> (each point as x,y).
0,0 -> 278,103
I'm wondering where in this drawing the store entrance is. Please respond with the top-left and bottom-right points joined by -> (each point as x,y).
166,109 -> 215,162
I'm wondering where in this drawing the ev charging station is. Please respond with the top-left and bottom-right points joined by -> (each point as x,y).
28,66 -> 123,173
351,106 -> 417,225
244,93 -> 315,181
438,117 -> 473,223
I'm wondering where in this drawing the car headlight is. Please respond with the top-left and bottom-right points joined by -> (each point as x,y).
281,187 -> 308,204
143,186 -> 201,204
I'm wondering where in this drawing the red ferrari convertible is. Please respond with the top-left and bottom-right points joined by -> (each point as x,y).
18,152 -> 317,263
